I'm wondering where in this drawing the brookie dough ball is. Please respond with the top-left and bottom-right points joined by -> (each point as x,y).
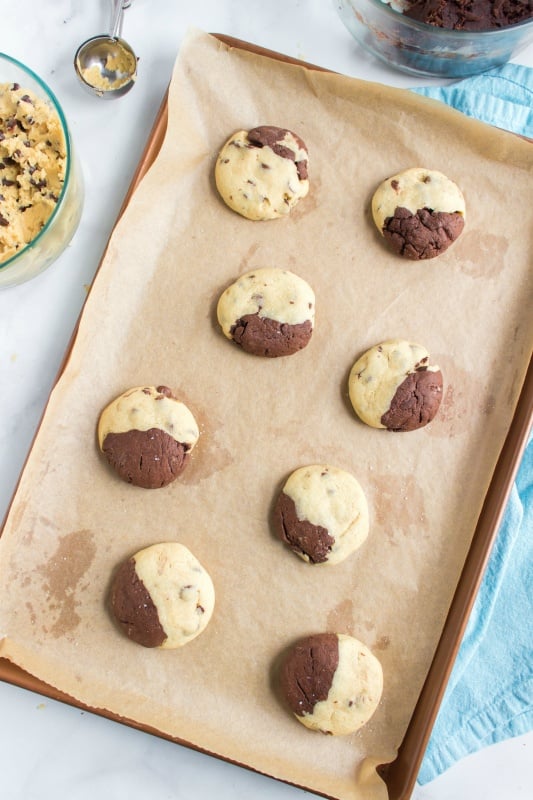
348,339 -> 443,432
273,465 -> 369,565
372,167 -> 465,259
217,267 -> 315,357
109,542 -> 215,649
279,633 -> 383,735
215,125 -> 309,220
97,385 -> 200,488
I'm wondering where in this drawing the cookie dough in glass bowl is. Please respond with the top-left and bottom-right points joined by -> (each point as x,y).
335,0 -> 533,78
0,54 -> 84,288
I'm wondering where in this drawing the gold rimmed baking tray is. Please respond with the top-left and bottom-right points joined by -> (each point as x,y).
1,32 -> 532,800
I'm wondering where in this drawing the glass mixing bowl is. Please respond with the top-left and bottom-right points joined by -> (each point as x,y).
335,0 -> 533,78
0,53 -> 84,288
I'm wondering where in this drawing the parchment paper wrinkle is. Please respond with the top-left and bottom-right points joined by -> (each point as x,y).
0,29 -> 532,800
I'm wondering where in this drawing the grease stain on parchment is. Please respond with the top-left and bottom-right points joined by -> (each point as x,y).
456,230 -> 509,279
158,388 -> 233,485
35,529 -> 97,639
427,355 -> 490,439
373,635 -> 391,651
326,602 -> 391,654
370,474 -> 428,544
327,598 -> 355,634
180,409 -> 233,485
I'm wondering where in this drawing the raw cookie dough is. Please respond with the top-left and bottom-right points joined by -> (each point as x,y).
216,267 -> 315,357
372,167 -> 465,260
273,464 -> 369,565
76,42 -> 137,93
97,385 -> 200,488
402,0 -> 532,30
109,542 -> 215,649
279,633 -> 383,735
214,125 -> 309,220
348,339 -> 443,432
0,82 -> 66,263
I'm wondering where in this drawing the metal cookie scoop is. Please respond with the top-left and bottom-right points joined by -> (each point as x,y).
74,0 -> 137,98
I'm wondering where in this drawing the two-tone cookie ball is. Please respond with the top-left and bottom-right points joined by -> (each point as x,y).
217,267 -> 315,357
215,125 -> 309,220
279,633 -> 383,735
348,339 -> 443,432
109,542 -> 215,648
98,385 -> 199,488
372,167 -> 465,260
273,465 -> 369,565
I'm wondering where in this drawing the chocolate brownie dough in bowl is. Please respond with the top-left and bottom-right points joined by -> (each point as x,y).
109,542 -> 215,648
216,267 -> 315,357
348,339 -> 443,431
97,385 -> 200,488
273,464 -> 369,565
279,633 -> 383,735
402,0 -> 532,30
372,167 -> 465,259
214,125 -> 309,220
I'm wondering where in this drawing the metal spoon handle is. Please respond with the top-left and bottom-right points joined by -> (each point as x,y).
109,0 -> 125,39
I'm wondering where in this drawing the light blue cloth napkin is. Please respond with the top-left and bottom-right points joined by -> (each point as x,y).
413,62 -> 533,139
411,63 -> 533,784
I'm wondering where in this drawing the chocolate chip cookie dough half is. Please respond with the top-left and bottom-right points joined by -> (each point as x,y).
348,339 -> 443,432
372,167 -> 465,259
97,385 -> 200,488
217,267 -> 315,357
215,125 -> 309,220
109,542 -> 215,649
279,633 -> 383,735
273,465 -> 369,565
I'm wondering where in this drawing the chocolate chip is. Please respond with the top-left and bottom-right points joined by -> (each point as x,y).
30,178 -> 47,190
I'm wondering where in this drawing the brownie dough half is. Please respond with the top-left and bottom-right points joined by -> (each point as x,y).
348,339 -> 443,432
98,385 -> 200,488
273,464 -> 369,565
215,125 -> 309,220
279,633 -> 383,735
372,167 -> 465,260
217,267 -> 315,357
109,542 -> 215,649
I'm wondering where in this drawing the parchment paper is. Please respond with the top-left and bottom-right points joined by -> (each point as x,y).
1,30 -> 532,800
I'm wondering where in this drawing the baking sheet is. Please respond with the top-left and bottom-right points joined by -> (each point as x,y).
1,29 -> 532,800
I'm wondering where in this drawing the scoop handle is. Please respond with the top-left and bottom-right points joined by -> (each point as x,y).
109,0 -> 129,39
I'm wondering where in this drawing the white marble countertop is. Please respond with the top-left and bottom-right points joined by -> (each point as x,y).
1,2 -> 531,798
